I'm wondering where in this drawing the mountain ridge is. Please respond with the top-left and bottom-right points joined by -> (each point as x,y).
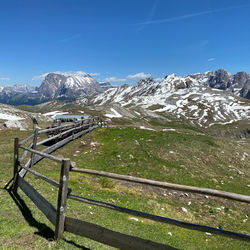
92,72 -> 250,128
0,69 -> 250,105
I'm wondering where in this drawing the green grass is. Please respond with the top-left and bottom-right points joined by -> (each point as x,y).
0,127 -> 250,249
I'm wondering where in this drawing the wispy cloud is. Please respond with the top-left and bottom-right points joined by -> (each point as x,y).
208,57 -> 216,62
60,34 -> 81,43
104,77 -> 126,82
0,77 -> 10,81
155,77 -> 163,81
127,72 -> 151,79
32,73 -> 48,80
89,72 -> 100,76
136,4 -> 249,26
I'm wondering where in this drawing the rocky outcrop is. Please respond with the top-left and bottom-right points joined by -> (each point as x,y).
208,69 -> 233,90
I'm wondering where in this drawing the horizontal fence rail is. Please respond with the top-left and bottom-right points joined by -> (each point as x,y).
38,122 -> 84,135
19,133 -> 34,145
19,142 -> 33,163
70,168 -> 250,204
19,124 -> 99,178
19,163 -> 73,194
36,123 -> 91,146
68,194 -> 250,242
20,145 -> 64,163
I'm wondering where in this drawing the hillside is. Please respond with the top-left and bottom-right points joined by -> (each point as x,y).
92,74 -> 250,129
0,119 -> 249,249
0,103 -> 50,130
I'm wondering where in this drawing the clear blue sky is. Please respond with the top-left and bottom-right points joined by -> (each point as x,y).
0,0 -> 250,86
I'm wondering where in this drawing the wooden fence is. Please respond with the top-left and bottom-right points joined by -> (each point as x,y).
4,117 -> 250,249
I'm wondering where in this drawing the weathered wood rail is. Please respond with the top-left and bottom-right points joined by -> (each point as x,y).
4,116 -> 250,249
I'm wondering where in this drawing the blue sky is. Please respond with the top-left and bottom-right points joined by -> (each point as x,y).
0,0 -> 250,86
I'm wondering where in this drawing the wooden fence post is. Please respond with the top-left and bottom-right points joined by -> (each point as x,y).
12,137 -> 19,193
55,159 -> 70,240
30,128 -> 38,168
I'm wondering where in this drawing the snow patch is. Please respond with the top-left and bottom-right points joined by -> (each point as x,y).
0,113 -> 24,121
105,108 -> 122,118
139,126 -> 155,131
43,111 -> 69,118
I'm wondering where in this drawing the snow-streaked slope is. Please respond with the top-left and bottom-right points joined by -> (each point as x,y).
93,75 -> 250,127
0,103 -> 51,130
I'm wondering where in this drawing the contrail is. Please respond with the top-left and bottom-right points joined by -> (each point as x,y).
136,4 -> 249,25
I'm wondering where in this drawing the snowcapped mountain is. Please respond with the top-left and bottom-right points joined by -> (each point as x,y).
0,72 -> 107,105
93,72 -> 250,127
38,72 -> 104,100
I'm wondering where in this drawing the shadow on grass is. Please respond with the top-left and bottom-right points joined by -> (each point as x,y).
8,190 -> 90,249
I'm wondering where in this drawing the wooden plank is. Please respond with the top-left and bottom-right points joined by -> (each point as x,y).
37,123 -> 90,146
19,146 -> 63,163
55,159 -> 70,240
68,194 -> 250,242
19,163 -> 72,193
65,217 -> 176,250
70,168 -> 250,204
12,138 -> 19,192
30,129 -> 38,168
18,176 -> 57,226
19,163 -> 59,188
72,124 -> 98,139
38,119 -> 89,134
19,125 -> 99,178
19,133 -> 34,145
19,142 -> 33,163
38,123 -> 76,134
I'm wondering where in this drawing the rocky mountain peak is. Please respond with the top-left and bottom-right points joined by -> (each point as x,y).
208,69 -> 233,90
38,72 -> 104,100
233,71 -> 248,88
136,77 -> 155,87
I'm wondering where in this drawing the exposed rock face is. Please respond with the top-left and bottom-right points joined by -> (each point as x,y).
233,72 -> 249,88
38,73 -> 67,98
38,73 -> 104,100
240,79 -> 250,99
206,69 -> 250,98
208,69 -> 233,90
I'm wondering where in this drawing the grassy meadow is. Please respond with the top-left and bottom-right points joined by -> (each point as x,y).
0,124 -> 249,249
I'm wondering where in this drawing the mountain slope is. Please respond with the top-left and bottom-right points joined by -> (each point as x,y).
0,103 -> 49,130
93,74 -> 250,128
38,72 -> 104,100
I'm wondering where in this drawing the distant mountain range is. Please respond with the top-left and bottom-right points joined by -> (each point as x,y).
0,72 -> 114,105
0,68 -> 249,105
0,69 -> 249,128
